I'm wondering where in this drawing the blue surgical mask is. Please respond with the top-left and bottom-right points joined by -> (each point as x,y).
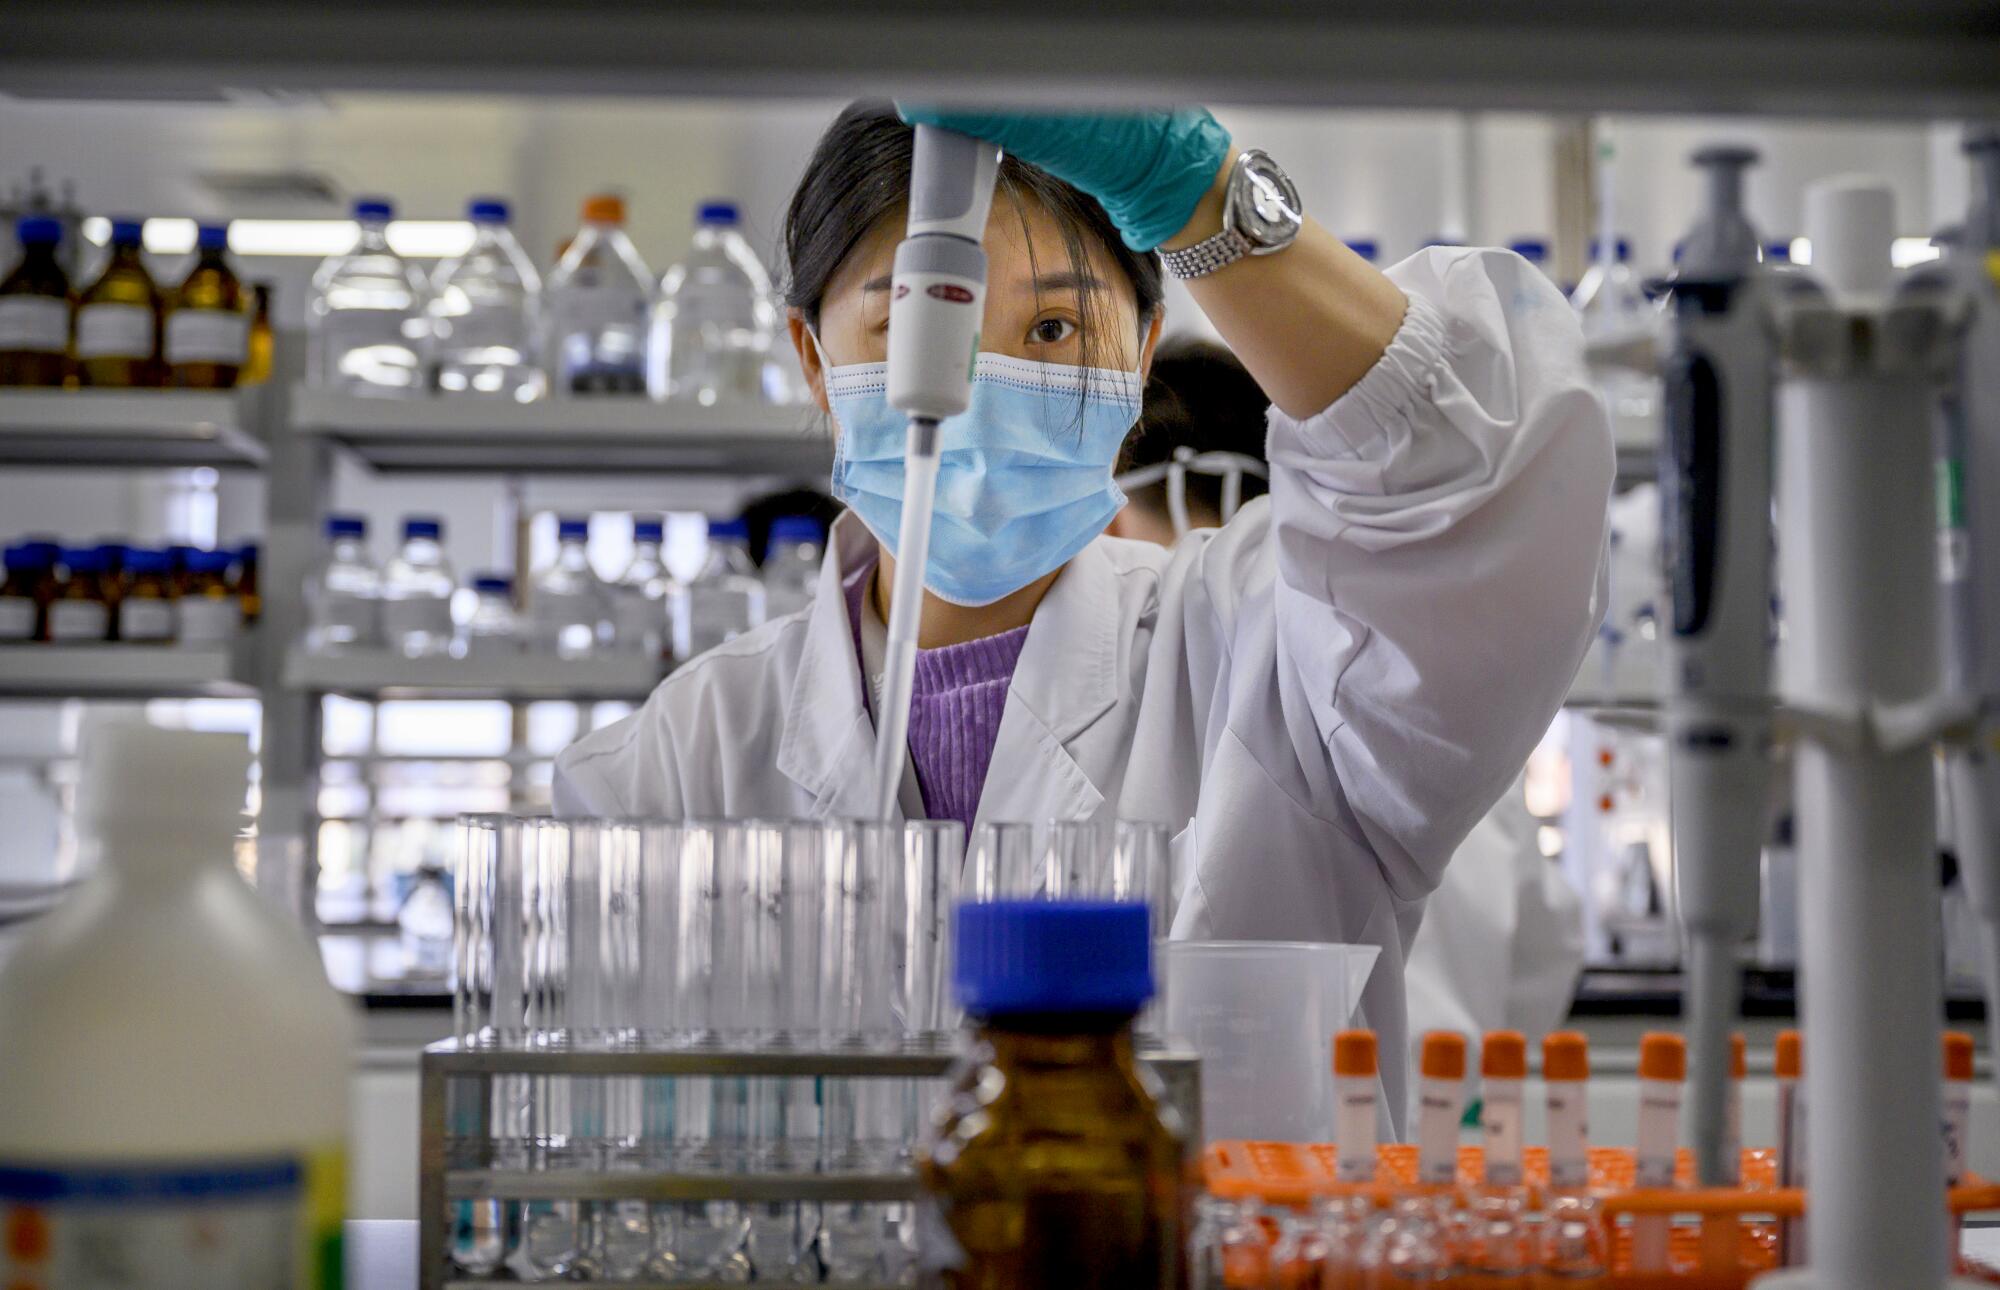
821,350 -> 1143,607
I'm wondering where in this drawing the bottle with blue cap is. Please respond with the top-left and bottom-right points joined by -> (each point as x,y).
119,548 -> 178,643
0,214 -> 72,387
177,548 -> 241,646
0,541 -> 58,641
306,514 -> 382,653
428,197 -> 544,402
671,516 -> 766,661
47,547 -> 113,643
381,516 -> 457,658
760,515 -> 825,620
1570,232 -> 1659,447
458,573 -> 521,660
76,217 -> 164,388
918,900 -> 1185,1288
647,198 -> 779,405
546,194 -> 653,396
531,516 -> 612,659
610,514 -> 678,659
166,223 -> 249,389
308,197 -> 428,397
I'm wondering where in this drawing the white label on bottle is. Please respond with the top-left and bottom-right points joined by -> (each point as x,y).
0,296 -> 68,352
46,600 -> 108,642
165,308 -> 248,365
1635,1079 -> 1681,1187
0,1150 -> 344,1289
380,596 -> 454,644
1417,1076 -> 1462,1185
1546,1080 -> 1590,1189
1946,1084 -> 1971,1187
1482,1081 -> 1524,1187
1335,1074 -> 1378,1183
120,597 -> 175,641
75,301 -> 155,359
176,596 -> 240,645
0,596 -> 36,640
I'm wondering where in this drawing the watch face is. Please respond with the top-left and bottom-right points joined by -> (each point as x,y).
1237,154 -> 1302,246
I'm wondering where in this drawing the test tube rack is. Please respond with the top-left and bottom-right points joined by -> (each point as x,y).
417,1036 -> 1203,1289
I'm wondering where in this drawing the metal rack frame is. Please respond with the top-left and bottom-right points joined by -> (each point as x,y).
416,1037 -> 1203,1290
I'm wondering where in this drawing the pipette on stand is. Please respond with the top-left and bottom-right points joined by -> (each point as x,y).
1659,144 -> 1777,1191
873,124 -> 1002,819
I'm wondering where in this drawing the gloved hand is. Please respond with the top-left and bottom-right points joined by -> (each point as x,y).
897,105 -> 1232,253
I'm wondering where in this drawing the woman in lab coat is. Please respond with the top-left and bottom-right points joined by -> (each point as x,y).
555,102 -> 1612,1123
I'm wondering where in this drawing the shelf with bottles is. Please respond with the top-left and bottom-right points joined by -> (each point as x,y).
0,640 -> 258,699
289,386 -> 825,475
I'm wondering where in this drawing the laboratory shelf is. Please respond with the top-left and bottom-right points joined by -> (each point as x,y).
282,646 -> 667,701
0,389 -> 267,469
290,388 -> 831,476
0,643 -> 255,699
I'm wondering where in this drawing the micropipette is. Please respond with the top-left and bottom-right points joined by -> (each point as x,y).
1659,143 -> 1776,1189
873,124 -> 1002,820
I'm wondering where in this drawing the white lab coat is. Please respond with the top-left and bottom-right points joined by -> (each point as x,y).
553,247 -> 1614,1130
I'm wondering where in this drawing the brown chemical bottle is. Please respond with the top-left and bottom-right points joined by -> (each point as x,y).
118,548 -> 178,644
0,216 -> 74,387
76,219 -> 165,387
46,547 -> 115,644
920,901 -> 1187,1290
166,224 -> 248,388
232,541 -> 261,624
240,283 -> 274,386
0,542 -> 59,642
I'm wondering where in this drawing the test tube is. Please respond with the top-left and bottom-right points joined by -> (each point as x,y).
966,820 -> 1041,901
1479,1031 -> 1527,1191
1041,819 -> 1114,898
1333,1030 -> 1379,1184
1775,1029 -> 1805,1265
1945,1030 -> 1974,1268
1416,1031 -> 1467,1187
1632,1031 -> 1686,1273
1542,1032 -> 1592,1192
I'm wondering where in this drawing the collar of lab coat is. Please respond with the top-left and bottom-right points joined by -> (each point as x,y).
775,510 -> 1118,824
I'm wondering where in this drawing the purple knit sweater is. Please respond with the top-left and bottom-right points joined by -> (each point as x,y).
844,560 -> 1028,836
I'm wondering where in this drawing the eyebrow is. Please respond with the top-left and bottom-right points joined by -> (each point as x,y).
859,270 -> 1109,295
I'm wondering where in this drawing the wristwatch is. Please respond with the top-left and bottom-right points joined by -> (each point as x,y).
1159,149 -> 1303,280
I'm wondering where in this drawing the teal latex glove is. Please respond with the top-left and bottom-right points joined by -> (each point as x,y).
896,105 -> 1232,253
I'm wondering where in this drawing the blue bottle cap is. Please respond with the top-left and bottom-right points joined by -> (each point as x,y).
92,543 -> 129,567
707,517 -> 750,542
59,546 -> 109,575
353,198 -> 394,222
123,548 -> 172,575
186,544 -> 234,572
16,216 -> 61,244
1507,238 -> 1550,264
632,517 -> 665,543
403,517 -> 443,542
472,574 -> 513,595
326,515 -> 367,540
4,543 -> 54,570
557,517 -> 590,541
768,516 -> 824,545
234,542 -> 259,562
1589,236 -> 1633,262
196,224 -> 229,251
467,198 -> 510,223
697,200 -> 740,226
1343,238 -> 1379,263
1764,242 -> 1794,263
954,901 -> 1154,1018
109,219 -> 146,246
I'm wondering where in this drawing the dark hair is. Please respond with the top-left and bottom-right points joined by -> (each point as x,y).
783,101 -> 1164,370
1118,336 -> 1271,522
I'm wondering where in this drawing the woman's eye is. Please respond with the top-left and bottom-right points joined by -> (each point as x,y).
1029,317 -> 1077,345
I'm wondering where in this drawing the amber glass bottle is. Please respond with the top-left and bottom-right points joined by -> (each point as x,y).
0,216 -> 73,387
47,547 -> 114,643
920,901 -> 1186,1290
166,224 -> 248,389
241,283 -> 273,385
76,219 -> 164,388
118,548 -> 178,643
0,542 -> 58,642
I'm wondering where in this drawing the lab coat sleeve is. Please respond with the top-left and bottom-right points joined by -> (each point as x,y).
1266,246 -> 1612,904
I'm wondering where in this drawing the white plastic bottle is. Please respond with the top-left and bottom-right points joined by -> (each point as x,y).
429,197 -> 544,402
647,200 -> 778,406
309,196 -> 428,397
760,516 -> 823,620
531,516 -> 611,659
545,194 -> 653,397
381,516 -> 456,659
305,514 -> 381,653
458,573 -> 522,660
611,515 -> 677,659
0,720 -> 356,1287
671,517 -> 766,662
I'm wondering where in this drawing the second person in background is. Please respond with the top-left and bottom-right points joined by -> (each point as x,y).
555,101 -> 1614,1120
